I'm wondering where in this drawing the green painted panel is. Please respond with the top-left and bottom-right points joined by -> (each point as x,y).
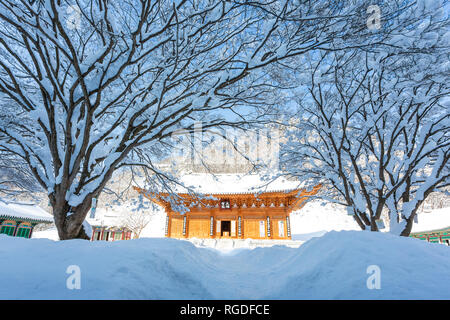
16,227 -> 31,238
0,225 -> 15,236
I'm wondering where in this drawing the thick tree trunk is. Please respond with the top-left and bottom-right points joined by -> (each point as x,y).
53,202 -> 91,240
399,211 -> 417,237
51,168 -> 113,240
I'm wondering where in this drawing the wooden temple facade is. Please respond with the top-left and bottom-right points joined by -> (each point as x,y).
135,185 -> 320,240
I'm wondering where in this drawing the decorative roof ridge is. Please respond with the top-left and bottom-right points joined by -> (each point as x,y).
0,213 -> 53,223
138,187 -> 302,197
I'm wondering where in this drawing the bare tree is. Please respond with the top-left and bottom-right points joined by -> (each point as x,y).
0,0 -> 351,239
0,0 -> 435,239
0,151 -> 42,203
119,194 -> 155,239
281,37 -> 449,236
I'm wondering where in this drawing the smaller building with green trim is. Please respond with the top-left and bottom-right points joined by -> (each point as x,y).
0,202 -> 53,239
410,227 -> 450,246
90,225 -> 133,241
409,208 -> 450,246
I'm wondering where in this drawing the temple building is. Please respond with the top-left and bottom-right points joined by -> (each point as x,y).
135,182 -> 320,240
410,227 -> 450,246
0,202 -> 53,238
409,207 -> 450,246
90,225 -> 133,241
87,206 -> 134,241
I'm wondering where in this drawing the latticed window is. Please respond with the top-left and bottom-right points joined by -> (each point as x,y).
0,222 -> 16,236
16,227 -> 31,238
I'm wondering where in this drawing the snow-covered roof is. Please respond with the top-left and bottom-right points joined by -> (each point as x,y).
411,207 -> 450,233
0,202 -> 53,223
174,173 -> 304,194
86,201 -> 162,228
87,206 -> 125,227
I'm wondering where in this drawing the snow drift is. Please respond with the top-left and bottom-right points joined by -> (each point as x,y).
1,231 -> 449,299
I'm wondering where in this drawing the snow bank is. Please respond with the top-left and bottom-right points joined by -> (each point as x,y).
1,230 -> 449,299
187,237 -> 303,251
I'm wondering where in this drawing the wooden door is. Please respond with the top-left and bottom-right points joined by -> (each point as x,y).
188,218 -> 210,238
243,219 -> 262,239
170,217 -> 184,238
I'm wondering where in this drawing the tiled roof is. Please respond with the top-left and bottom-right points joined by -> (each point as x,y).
0,202 -> 53,223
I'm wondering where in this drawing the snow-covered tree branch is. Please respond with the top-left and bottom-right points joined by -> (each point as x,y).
0,0 -> 371,239
281,1 -> 449,235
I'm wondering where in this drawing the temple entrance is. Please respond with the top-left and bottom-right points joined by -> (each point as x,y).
221,220 -> 231,237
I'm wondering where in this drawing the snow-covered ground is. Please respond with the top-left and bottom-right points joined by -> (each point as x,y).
2,230 -> 450,299
188,237 -> 303,251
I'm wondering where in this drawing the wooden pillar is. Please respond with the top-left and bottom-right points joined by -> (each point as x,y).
182,215 -> 187,237
167,214 -> 172,237
12,221 -> 21,237
238,216 -> 242,238
210,215 -> 214,238
29,223 -> 36,239
216,219 -> 221,238
164,215 -> 170,237
266,216 -> 271,239
286,215 -> 291,239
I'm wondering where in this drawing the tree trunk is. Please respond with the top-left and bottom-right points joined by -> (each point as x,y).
399,211 -> 417,237
53,201 -> 91,240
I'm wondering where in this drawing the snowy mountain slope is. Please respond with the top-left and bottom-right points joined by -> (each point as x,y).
2,230 -> 449,299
